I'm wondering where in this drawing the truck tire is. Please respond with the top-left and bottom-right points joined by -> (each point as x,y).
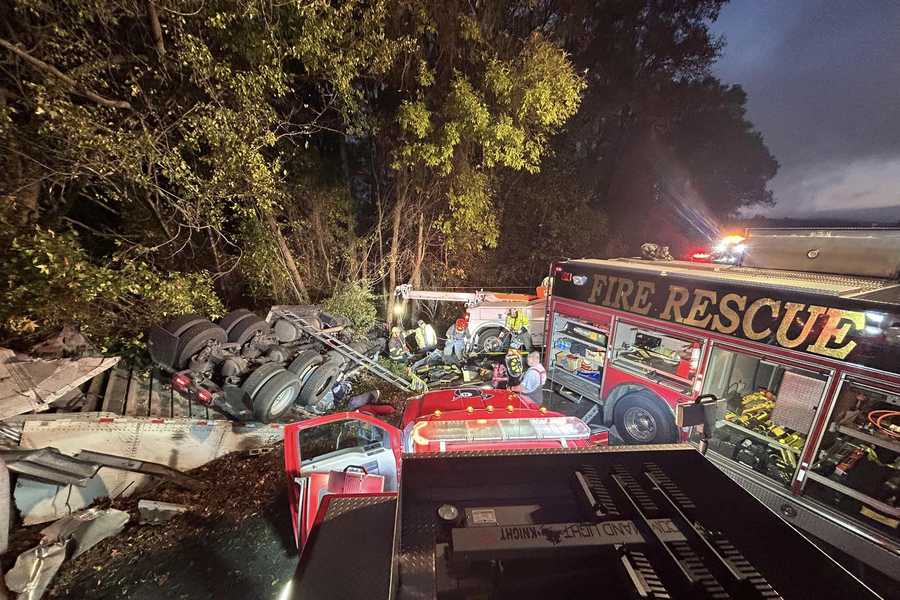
477,328 -> 504,353
163,314 -> 208,337
218,309 -> 255,337
175,323 -> 227,369
287,350 -> 323,384
324,349 -> 348,367
252,370 -> 302,422
298,362 -> 341,406
613,391 -> 676,444
228,316 -> 271,347
241,363 -> 283,400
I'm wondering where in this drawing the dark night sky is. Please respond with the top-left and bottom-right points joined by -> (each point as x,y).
710,1 -> 900,220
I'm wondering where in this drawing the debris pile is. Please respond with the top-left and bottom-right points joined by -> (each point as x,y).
3,446 -> 290,600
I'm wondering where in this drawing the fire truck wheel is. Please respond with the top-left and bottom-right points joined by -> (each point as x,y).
613,392 -> 676,444
175,323 -> 227,369
477,328 -> 504,352
287,350 -> 324,384
218,309 -> 255,337
298,362 -> 341,406
241,363 -> 284,400
228,316 -> 272,347
252,370 -> 302,422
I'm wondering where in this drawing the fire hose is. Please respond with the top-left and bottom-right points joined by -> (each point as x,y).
867,409 -> 900,440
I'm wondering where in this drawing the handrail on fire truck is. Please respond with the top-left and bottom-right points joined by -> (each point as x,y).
394,284 -> 538,308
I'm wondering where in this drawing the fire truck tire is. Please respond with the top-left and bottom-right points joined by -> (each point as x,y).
218,309 -> 255,337
163,314 -> 209,337
241,363 -> 284,400
175,323 -> 226,369
228,316 -> 272,347
613,392 -> 676,444
287,350 -> 324,384
477,328 -> 504,353
252,370 -> 302,422
298,362 -> 341,406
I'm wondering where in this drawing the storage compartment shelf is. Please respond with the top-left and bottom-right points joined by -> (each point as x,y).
557,333 -> 605,351
549,366 -> 600,400
837,425 -> 900,454
719,420 -> 802,455
805,471 -> 900,518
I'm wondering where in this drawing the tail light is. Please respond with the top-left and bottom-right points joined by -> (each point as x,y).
195,387 -> 213,405
171,373 -> 191,392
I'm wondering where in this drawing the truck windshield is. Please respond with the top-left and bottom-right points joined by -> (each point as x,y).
407,416 -> 590,451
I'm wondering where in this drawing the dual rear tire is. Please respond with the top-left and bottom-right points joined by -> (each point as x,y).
241,362 -> 302,422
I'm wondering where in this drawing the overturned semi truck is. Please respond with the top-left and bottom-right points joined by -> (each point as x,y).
147,305 -> 388,423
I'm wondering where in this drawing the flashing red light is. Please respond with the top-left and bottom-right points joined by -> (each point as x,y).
195,387 -> 213,405
690,251 -> 712,263
553,265 -> 563,274
560,271 -> 573,282
171,373 -> 191,392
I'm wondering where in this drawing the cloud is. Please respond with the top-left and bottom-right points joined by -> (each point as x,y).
711,1 -> 900,219
766,155 -> 900,216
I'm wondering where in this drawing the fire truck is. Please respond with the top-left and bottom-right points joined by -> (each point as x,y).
394,283 -> 548,350
285,387 -> 607,550
284,396 -> 883,599
544,227 -> 900,581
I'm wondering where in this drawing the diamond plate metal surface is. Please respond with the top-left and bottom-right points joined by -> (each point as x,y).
324,494 -> 396,520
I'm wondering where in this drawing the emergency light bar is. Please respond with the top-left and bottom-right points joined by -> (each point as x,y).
410,416 -> 591,448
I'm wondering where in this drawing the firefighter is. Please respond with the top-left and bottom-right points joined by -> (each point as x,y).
505,308 -> 529,333
511,351 -> 547,405
388,326 -> 411,361
409,319 -> 437,352
444,318 -> 471,363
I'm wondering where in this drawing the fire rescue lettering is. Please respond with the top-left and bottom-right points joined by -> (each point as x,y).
586,274 -> 866,360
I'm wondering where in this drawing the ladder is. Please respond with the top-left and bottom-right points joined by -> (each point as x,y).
281,313 -> 419,392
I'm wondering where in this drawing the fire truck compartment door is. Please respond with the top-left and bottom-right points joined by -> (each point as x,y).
286,412 -> 401,490
284,412 -> 401,549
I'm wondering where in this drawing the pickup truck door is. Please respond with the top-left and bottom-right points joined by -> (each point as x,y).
284,412 -> 402,550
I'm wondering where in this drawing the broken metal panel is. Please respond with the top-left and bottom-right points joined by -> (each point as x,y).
0,457 -> 9,554
15,416 -> 283,524
75,449 -> 202,490
0,354 -> 119,420
40,507 -> 129,559
0,448 -> 99,486
138,499 -> 189,524
4,540 -> 67,600
0,421 -> 23,446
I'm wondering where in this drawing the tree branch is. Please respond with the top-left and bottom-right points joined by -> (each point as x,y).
0,37 -> 132,110
146,1 -> 166,56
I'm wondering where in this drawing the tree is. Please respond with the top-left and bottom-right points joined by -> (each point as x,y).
370,2 -> 586,321
516,0 -> 777,257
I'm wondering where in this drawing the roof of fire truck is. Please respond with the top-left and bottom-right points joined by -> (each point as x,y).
566,257 -> 900,302
562,228 -> 900,304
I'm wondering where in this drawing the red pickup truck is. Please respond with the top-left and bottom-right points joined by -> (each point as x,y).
284,387 -> 608,549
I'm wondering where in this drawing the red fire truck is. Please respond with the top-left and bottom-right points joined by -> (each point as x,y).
284,387 -> 607,550
544,227 -> 900,581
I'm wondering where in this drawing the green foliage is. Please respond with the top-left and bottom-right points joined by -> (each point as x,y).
321,279 -> 379,336
0,200 -> 222,352
436,169 -> 498,254
237,214 -> 294,303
